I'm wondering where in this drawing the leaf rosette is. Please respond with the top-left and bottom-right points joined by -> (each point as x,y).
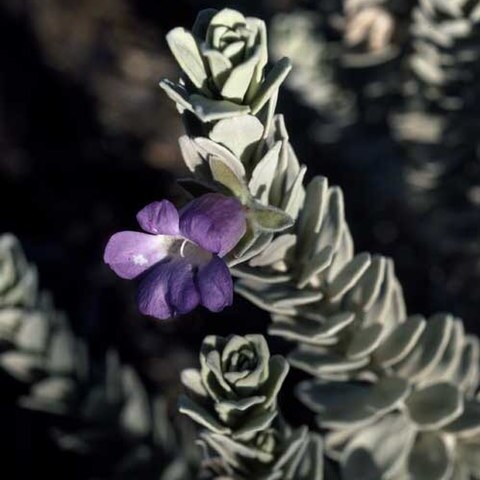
160,8 -> 291,123
180,334 -> 289,441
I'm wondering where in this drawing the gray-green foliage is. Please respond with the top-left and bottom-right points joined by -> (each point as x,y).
160,8 -> 291,123
180,334 -> 322,479
0,233 -> 79,406
162,6 -> 480,479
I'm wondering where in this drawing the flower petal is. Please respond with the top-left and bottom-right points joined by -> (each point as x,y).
136,200 -> 180,235
104,231 -> 172,279
180,193 -> 246,256
197,256 -> 233,312
137,260 -> 200,319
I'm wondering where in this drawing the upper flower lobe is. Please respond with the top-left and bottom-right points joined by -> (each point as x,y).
104,194 -> 246,319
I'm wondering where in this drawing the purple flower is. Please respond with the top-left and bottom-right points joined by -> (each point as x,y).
104,194 -> 246,319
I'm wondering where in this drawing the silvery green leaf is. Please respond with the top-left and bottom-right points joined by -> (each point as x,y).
313,187 -> 345,256
231,266 -> 291,284
209,115 -> 264,164
251,58 -> 292,114
346,323 -> 384,359
15,312 -> 49,353
289,346 -> 369,376
245,17 -> 268,101
262,355 -> 290,409
203,49 -> 233,91
361,260 -> 402,330
166,28 -> 209,91
275,426 -> 310,475
405,382 -> 463,429
182,368 -> 208,398
248,234 -> 296,268
297,177 -> 328,257
408,432 -> 452,480
345,256 -> 386,311
235,281 -> 323,314
194,136 -> 246,178
269,312 -> 354,345
250,203 -> 294,233
444,401 -> 480,438
292,432 -> 324,480
327,253 -> 371,301
394,314 -> 453,381
455,336 -> 480,394
230,230 -> 273,265
159,79 -> 194,113
208,8 -> 246,30
298,377 -> 410,429
215,396 -> 267,418
178,135 -> 207,175
340,414 -> 415,480
190,94 -> 251,122
429,320 -> 465,383
297,246 -> 333,289
202,432 -> 272,467
221,47 -> 261,102
209,157 -> 249,200
249,141 -> 282,203
232,409 -> 278,440
282,166 -> 306,219
179,394 -> 231,435
373,316 -> 426,368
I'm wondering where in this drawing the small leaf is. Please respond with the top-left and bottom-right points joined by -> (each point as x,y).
159,79 -> 193,112
249,141 -> 282,203
209,157 -> 248,200
166,28 -> 209,91
221,47 -> 261,102
405,382 -> 463,429
249,233 -> 296,267
373,315 -> 426,367
346,323 -> 384,359
408,433 -> 452,480
250,203 -> 294,232
251,57 -> 292,114
179,394 -> 230,435
190,94 -> 251,122
327,253 -> 371,301
209,115 -> 264,163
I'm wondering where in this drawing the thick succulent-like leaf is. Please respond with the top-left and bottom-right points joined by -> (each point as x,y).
209,115 -> 264,164
166,28 -> 209,91
340,414 -> 416,480
405,382 -> 463,429
373,315 -> 426,368
408,432 -> 453,480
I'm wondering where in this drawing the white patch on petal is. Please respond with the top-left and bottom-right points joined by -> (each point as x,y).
133,254 -> 149,266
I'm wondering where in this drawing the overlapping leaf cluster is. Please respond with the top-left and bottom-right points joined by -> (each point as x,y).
180,334 -> 322,479
162,7 -> 480,479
